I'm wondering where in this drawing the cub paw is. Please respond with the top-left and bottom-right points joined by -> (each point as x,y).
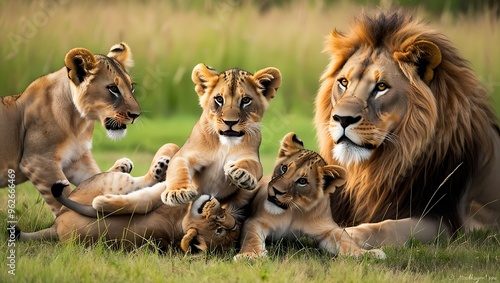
233,250 -> 267,261
224,162 -> 257,190
92,195 -> 125,212
109,158 -> 134,173
161,187 -> 197,206
152,156 -> 170,181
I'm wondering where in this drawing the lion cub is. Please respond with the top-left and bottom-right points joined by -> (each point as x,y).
92,64 -> 281,214
235,133 -> 386,260
16,144 -> 242,253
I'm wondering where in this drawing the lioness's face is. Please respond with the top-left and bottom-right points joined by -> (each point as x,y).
65,43 -> 141,141
181,195 -> 240,253
328,49 -> 410,166
191,64 -> 281,145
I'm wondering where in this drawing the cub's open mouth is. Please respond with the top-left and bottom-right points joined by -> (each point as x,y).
104,118 -> 127,131
267,195 -> 288,210
337,136 -> 376,150
219,130 -> 244,137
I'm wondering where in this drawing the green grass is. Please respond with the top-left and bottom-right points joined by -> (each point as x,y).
1,1 -> 500,282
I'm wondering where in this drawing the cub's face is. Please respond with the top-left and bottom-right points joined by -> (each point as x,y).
191,64 -> 281,145
65,43 -> 141,140
181,195 -> 241,253
264,133 -> 347,215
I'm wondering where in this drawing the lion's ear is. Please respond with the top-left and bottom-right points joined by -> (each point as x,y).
65,48 -> 97,85
192,63 -> 219,97
320,165 -> 347,194
107,42 -> 134,70
253,67 -> 282,101
394,40 -> 442,85
180,228 -> 208,253
278,132 -> 305,158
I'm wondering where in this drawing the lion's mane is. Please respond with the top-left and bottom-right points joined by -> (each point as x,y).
315,10 -> 499,232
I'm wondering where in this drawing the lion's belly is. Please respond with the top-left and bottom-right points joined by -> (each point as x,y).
193,163 -> 235,200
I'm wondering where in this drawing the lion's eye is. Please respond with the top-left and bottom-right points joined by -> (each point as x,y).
107,85 -> 120,97
241,97 -> 252,107
215,95 -> 224,106
296,178 -> 308,186
338,78 -> 348,92
215,227 -> 226,236
373,82 -> 390,98
280,164 -> 288,174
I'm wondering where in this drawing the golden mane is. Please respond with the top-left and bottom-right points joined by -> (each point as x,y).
315,10 -> 499,231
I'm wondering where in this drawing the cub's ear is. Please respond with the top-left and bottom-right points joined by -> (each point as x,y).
65,48 -> 97,85
180,228 -> 207,254
192,63 -> 219,97
278,132 -> 305,158
107,42 -> 134,70
394,40 -> 442,85
320,165 -> 347,194
253,67 -> 282,101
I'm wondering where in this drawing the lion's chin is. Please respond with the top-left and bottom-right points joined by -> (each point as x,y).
264,201 -> 286,215
333,142 -> 373,167
106,129 -> 127,141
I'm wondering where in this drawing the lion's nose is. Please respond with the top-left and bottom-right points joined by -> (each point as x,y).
223,119 -> 239,127
333,115 -> 361,128
127,111 -> 140,122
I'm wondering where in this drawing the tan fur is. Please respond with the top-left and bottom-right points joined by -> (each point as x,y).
235,133 -> 386,260
0,43 -> 141,215
314,10 -> 500,246
92,64 -> 281,214
17,145 -> 241,253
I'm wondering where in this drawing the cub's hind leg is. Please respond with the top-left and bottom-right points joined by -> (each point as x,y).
92,143 -> 179,214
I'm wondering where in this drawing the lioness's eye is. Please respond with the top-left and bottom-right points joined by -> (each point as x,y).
296,178 -> 308,186
215,95 -> 224,106
107,85 -> 120,97
241,97 -> 252,107
131,83 -> 135,94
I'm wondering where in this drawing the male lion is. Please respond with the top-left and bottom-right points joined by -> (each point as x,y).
315,10 -> 500,247
0,43 -> 141,215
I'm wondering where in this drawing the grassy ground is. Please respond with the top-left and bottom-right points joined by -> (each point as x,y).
1,1 -> 500,282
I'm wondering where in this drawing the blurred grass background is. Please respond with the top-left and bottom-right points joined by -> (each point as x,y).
1,0 -> 499,170
1,1 -> 499,282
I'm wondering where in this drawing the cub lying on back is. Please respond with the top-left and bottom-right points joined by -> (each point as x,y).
0,42 -> 141,216
235,133 -> 386,260
16,144 -> 242,253
92,63 -> 281,214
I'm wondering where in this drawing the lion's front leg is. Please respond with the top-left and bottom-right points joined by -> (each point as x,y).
234,219 -> 268,261
316,227 -> 386,259
20,155 -> 70,216
224,158 -> 262,190
161,156 -> 197,206
344,217 -> 450,249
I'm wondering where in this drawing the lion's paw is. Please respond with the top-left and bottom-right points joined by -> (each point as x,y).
233,250 -> 267,261
152,156 -> 170,181
224,162 -> 257,190
161,187 -> 197,206
365,248 -> 386,260
109,158 -> 134,173
92,194 -> 125,211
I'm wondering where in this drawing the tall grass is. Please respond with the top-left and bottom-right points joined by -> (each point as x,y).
1,0 -> 499,118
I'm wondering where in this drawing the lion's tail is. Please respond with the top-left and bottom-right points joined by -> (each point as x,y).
52,181 -> 98,218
